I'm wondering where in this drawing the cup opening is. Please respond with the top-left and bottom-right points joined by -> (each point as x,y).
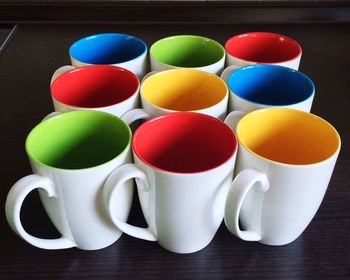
51,66 -> 139,108
228,65 -> 314,106
236,108 -> 340,165
133,112 -> 237,174
26,111 -> 131,170
69,33 -> 147,65
150,35 -> 225,68
225,32 -> 301,64
141,69 -> 227,111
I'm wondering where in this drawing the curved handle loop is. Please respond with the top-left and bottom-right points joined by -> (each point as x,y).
220,65 -> 241,83
50,65 -> 76,86
224,110 -> 246,132
120,108 -> 152,126
103,163 -> 157,241
224,168 -> 270,241
5,175 -> 76,249
42,111 -> 61,122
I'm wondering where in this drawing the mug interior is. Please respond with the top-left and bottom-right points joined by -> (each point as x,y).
225,32 -> 301,63
141,69 -> 227,111
236,108 -> 340,165
51,66 -> 139,108
133,112 -> 237,173
69,33 -> 147,64
26,111 -> 131,169
150,35 -> 225,68
228,65 -> 314,106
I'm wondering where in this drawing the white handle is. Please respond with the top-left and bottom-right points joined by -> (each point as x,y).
120,108 -> 152,126
42,111 -> 61,121
5,175 -> 76,249
103,163 -> 157,241
224,168 -> 269,241
220,65 -> 241,83
224,110 -> 246,132
50,65 -> 76,85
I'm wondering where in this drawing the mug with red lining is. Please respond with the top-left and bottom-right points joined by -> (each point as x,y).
221,32 -> 302,81
50,65 -> 140,117
102,112 -> 238,254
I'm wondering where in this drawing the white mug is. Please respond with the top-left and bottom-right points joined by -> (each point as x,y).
121,68 -> 229,125
224,108 -> 341,246
50,65 -> 140,117
69,33 -> 148,79
103,112 -> 238,253
5,110 -> 134,250
150,35 -> 225,75
223,64 -> 315,129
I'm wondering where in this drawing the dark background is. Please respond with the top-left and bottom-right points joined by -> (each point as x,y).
0,2 -> 349,279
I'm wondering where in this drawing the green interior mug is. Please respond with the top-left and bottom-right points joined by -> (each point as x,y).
150,35 -> 225,75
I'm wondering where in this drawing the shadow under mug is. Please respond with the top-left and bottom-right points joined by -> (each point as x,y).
5,110 -> 133,250
223,64 -> 315,129
224,108 -> 341,246
69,33 -> 148,79
120,68 -> 229,126
150,35 -> 226,75
103,112 -> 238,254
50,65 -> 140,117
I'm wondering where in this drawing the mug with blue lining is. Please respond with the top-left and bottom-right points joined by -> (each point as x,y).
69,33 -> 148,79
224,64 -> 315,130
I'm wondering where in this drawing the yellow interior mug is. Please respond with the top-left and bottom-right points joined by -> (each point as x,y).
120,68 -> 229,125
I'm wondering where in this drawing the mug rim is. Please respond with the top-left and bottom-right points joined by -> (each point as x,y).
25,110 -> 132,171
51,65 -> 140,109
69,33 -> 148,65
236,108 -> 341,167
140,68 -> 228,113
150,34 -> 225,68
132,112 -> 238,175
227,64 -> 315,107
225,32 -> 302,64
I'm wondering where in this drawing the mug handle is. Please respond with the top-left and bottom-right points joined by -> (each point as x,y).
120,109 -> 152,126
224,168 -> 270,241
42,112 -> 61,121
220,65 -> 241,83
224,110 -> 246,132
5,175 -> 76,249
50,65 -> 76,85
103,163 -> 157,241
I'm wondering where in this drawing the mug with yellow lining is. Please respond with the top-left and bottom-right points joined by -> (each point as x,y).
120,68 -> 229,125
224,108 -> 341,246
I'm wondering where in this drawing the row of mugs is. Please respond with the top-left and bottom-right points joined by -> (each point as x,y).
67,32 -> 302,79
6,108 -> 340,253
5,31 -> 341,254
49,64 -> 314,124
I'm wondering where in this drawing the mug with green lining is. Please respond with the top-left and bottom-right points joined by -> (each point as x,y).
150,35 -> 226,75
5,110 -> 133,250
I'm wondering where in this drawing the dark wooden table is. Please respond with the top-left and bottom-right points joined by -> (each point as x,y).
0,23 -> 349,279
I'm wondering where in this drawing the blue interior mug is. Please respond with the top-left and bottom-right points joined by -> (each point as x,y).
69,33 -> 148,79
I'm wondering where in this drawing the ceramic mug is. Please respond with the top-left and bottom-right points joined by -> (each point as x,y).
5,111 -> 133,250
150,35 -> 225,75
50,65 -> 140,117
121,68 -> 229,125
224,108 -> 341,246
69,33 -> 148,79
221,32 -> 302,81
103,112 -> 238,254
223,65 -> 315,129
